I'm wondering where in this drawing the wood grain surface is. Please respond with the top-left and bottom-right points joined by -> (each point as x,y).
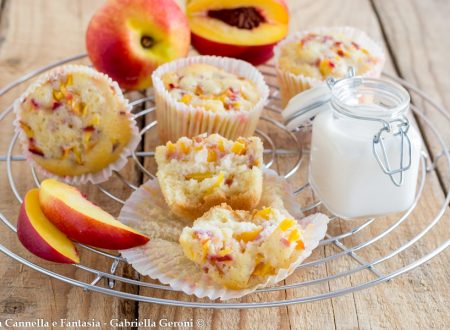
0,1 -> 448,329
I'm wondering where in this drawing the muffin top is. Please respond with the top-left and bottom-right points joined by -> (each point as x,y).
278,32 -> 381,79
160,63 -> 260,112
16,65 -> 135,177
179,204 -> 305,289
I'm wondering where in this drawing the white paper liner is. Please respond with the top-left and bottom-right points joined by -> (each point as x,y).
119,169 -> 329,300
274,26 -> 386,106
13,65 -> 141,185
151,56 -> 270,143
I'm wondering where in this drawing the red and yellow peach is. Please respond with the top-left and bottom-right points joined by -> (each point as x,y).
86,0 -> 190,90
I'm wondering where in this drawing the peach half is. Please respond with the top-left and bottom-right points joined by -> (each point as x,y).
17,188 -> 80,264
187,0 -> 289,65
39,179 -> 149,250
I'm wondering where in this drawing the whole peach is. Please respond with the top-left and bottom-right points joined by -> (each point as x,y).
86,0 -> 190,90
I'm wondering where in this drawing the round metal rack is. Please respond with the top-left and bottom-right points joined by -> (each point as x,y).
0,54 -> 449,309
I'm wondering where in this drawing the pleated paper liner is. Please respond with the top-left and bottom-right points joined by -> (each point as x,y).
13,64 -> 141,185
119,169 -> 329,300
274,26 -> 386,107
151,56 -> 270,143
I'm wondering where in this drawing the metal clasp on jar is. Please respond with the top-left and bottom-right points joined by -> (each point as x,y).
327,68 -> 413,187
372,116 -> 412,187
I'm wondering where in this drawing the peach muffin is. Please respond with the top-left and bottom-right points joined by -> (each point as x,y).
155,134 -> 263,220
275,28 -> 384,105
161,63 -> 260,112
278,33 -> 381,79
179,204 -> 305,289
152,56 -> 269,142
15,65 -> 139,183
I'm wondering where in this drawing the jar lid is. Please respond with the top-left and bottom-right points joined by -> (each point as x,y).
282,83 -> 332,131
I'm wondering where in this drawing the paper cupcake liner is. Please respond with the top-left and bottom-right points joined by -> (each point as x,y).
119,169 -> 329,300
274,26 -> 386,107
151,56 -> 270,143
13,64 -> 141,185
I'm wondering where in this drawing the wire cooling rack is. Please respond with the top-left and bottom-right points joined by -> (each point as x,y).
0,54 -> 449,309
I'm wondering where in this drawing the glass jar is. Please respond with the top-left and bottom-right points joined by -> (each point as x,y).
285,76 -> 422,219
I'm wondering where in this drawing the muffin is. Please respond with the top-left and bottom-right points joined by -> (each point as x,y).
152,56 -> 269,142
119,164 -> 329,300
155,134 -> 263,220
274,27 -> 385,106
14,65 -> 139,184
179,204 -> 306,290
161,63 -> 260,112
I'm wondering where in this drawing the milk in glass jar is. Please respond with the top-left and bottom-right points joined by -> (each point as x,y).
284,76 -> 422,219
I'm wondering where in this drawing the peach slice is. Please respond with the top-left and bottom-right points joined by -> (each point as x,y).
187,0 -> 289,65
39,179 -> 149,250
17,188 -> 80,264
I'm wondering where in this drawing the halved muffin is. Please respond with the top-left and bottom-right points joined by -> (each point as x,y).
155,134 -> 263,220
179,203 -> 305,289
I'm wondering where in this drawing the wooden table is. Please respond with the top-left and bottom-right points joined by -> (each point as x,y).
0,1 -> 449,329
